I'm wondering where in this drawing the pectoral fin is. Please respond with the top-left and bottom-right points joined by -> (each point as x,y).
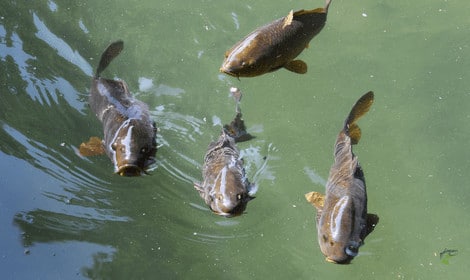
248,183 -> 258,197
79,136 -> 105,156
194,182 -> 204,198
365,213 -> 379,237
305,191 -> 325,210
284,60 -> 307,74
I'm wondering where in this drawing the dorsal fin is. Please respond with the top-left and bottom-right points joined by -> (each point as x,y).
325,0 -> 333,13
293,8 -> 325,18
95,40 -> 124,77
283,10 -> 294,28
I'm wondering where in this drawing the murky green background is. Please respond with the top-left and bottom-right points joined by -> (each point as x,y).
1,0 -> 469,279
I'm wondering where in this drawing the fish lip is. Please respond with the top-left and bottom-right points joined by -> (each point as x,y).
325,256 -> 352,265
325,257 -> 338,264
210,206 -> 243,218
212,210 -> 243,218
116,164 -> 143,176
219,67 -> 238,78
213,211 -> 235,217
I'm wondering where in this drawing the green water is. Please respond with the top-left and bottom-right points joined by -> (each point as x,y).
1,0 -> 469,279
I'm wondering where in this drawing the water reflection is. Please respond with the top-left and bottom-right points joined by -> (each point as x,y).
15,210 -> 128,246
33,12 -> 93,77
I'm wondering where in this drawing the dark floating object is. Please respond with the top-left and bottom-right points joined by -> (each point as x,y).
439,248 -> 458,265
194,87 -> 257,217
80,40 -> 157,176
223,87 -> 254,142
220,0 -> 332,78
305,91 -> 379,264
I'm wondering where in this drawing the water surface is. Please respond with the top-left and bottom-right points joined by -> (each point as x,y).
1,0 -> 469,279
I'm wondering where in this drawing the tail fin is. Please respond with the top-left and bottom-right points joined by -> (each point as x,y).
95,40 -> 124,77
344,91 -> 374,145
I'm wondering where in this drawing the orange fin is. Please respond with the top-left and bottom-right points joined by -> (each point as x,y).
79,136 -> 105,156
284,60 -> 307,74
305,191 -> 325,210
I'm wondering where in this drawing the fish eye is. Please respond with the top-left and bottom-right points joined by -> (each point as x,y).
111,143 -> 117,151
241,61 -> 246,66
236,194 -> 242,200
140,147 -> 147,154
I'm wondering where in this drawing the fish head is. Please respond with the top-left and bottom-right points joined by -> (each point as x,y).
317,195 -> 364,264
111,119 -> 157,176
206,164 -> 255,217
220,56 -> 258,78
220,33 -> 265,78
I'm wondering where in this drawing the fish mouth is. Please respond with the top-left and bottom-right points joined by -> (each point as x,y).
219,67 -> 238,78
212,209 -> 244,218
116,164 -> 143,177
325,256 -> 352,265
213,211 -> 236,218
325,257 -> 338,264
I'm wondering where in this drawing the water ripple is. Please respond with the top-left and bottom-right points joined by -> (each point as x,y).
33,12 -> 92,77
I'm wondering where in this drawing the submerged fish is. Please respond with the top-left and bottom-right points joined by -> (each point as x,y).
223,87 -> 254,142
79,40 -> 157,176
305,91 -> 379,264
439,248 -> 458,265
194,88 -> 256,217
220,0 -> 332,78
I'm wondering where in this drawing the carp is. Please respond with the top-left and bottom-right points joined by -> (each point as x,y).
80,40 -> 157,176
305,91 -> 379,263
220,0 -> 332,77
194,87 -> 256,217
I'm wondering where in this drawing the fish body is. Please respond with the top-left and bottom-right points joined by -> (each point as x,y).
195,88 -> 256,217
87,40 -> 157,176
220,0 -> 332,77
305,91 -> 378,263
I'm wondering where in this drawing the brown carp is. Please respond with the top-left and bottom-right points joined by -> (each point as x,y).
194,87 -> 256,217
305,91 -> 379,264
220,0 -> 332,78
79,40 -> 157,176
